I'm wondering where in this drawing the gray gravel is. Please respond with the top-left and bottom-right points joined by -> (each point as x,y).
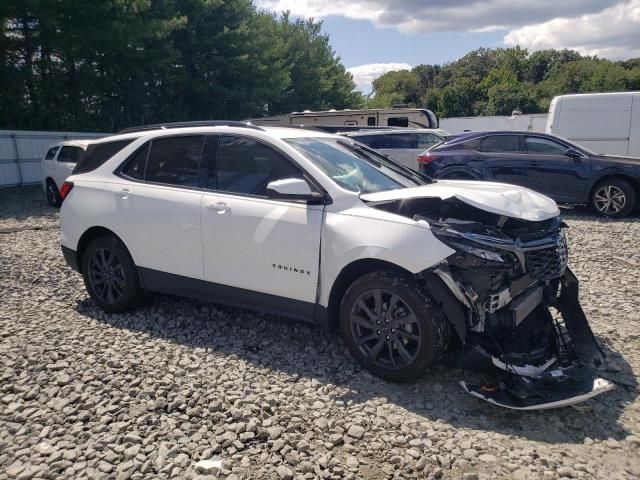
1,186 -> 639,480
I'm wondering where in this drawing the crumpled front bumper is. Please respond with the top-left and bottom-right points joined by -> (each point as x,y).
461,268 -> 614,410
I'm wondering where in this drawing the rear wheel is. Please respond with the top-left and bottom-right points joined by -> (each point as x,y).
590,179 -> 636,217
339,270 -> 450,382
46,179 -> 62,207
81,235 -> 142,312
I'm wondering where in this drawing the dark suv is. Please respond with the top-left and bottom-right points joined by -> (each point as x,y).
418,131 -> 640,217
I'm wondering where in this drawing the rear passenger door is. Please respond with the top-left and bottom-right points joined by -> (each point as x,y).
115,134 -> 209,280
200,135 -> 324,318
379,133 -> 417,169
476,134 -> 528,186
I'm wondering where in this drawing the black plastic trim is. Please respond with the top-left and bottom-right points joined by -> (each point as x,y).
138,267 -> 317,323
61,245 -> 80,272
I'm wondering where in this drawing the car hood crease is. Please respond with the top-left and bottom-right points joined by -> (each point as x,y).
360,180 -> 560,222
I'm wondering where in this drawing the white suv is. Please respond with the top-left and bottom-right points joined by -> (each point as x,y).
41,140 -> 91,206
60,121 -> 611,409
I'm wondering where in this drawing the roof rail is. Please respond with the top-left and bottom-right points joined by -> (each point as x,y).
116,120 -> 264,134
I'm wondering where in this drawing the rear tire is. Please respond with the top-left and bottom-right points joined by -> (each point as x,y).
590,178 -> 636,217
81,235 -> 142,313
46,179 -> 62,207
339,270 -> 450,382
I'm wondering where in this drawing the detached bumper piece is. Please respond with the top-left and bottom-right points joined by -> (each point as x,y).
461,269 -> 614,410
460,372 -> 614,411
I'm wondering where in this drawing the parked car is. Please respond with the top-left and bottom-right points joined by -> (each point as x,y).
41,140 -> 91,206
547,92 -> 640,157
59,121 -> 611,410
418,130 -> 640,217
342,129 -> 447,170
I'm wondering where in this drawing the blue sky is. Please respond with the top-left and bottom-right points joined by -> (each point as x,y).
256,1 -> 640,93
321,16 -> 506,67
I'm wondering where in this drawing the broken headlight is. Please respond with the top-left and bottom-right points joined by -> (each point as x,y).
447,240 -> 513,263
432,227 -> 517,266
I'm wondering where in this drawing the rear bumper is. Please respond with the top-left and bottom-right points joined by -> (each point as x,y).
61,245 -> 80,272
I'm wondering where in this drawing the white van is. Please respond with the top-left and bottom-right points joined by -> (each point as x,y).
546,92 -> 640,157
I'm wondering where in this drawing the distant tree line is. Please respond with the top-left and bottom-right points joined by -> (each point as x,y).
369,47 -> 640,118
0,0 -> 363,131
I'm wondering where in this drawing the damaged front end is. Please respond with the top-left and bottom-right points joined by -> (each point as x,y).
374,194 -> 613,409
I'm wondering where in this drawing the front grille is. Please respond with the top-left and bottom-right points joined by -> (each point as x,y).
525,235 -> 568,281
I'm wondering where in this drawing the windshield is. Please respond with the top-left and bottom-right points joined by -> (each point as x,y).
285,137 -> 421,194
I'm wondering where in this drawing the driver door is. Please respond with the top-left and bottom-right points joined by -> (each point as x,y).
200,135 -> 324,319
523,136 -> 591,203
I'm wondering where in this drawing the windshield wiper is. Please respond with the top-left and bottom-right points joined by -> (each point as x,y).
338,140 -> 433,185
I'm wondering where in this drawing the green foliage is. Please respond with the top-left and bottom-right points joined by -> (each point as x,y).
0,0 -> 362,130
370,47 -> 640,118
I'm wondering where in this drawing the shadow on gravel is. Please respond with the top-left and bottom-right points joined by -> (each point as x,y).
78,292 -> 638,446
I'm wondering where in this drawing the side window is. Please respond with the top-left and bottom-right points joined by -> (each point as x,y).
145,135 -> 205,187
387,117 -> 409,127
384,133 -> 415,149
45,146 -> 59,160
215,136 -> 303,196
479,135 -> 520,153
73,139 -> 136,174
417,134 -> 441,149
57,146 -> 84,163
122,143 -> 149,180
367,116 -> 376,126
351,135 -> 383,149
525,137 -> 567,155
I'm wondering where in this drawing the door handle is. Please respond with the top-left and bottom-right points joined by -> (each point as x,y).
206,202 -> 230,214
118,188 -> 130,199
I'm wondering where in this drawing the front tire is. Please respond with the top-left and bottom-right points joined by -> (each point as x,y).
339,270 -> 450,382
81,235 -> 142,313
46,179 -> 62,207
590,179 -> 636,217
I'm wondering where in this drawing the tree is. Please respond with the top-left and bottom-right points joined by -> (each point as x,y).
0,1 -> 362,130
366,47 -> 639,118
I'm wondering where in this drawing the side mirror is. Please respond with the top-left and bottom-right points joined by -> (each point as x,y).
266,178 -> 324,203
565,148 -> 582,159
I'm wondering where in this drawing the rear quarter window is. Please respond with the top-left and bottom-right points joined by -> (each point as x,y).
73,139 -> 136,174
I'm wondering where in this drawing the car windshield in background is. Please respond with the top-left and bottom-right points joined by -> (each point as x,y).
285,137 -> 418,194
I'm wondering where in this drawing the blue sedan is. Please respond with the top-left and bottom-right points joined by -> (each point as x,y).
418,131 -> 640,217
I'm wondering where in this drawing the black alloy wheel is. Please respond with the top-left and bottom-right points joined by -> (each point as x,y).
46,180 -> 62,207
349,288 -> 422,370
82,235 -> 141,312
340,270 -> 450,382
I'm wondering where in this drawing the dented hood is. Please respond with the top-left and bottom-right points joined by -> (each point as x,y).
360,180 -> 560,222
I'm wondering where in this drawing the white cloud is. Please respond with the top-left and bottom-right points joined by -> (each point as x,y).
347,63 -> 412,93
504,0 -> 640,59
255,0 -> 618,33
256,1 -> 640,60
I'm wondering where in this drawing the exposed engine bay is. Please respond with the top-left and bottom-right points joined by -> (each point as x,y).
368,195 -> 613,410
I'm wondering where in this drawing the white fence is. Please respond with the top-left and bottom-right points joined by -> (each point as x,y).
440,113 -> 548,134
0,130 -> 107,187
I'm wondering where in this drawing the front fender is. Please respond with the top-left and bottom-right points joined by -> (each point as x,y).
318,210 -> 454,307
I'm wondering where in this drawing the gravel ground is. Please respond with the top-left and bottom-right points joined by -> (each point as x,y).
1,186 -> 639,480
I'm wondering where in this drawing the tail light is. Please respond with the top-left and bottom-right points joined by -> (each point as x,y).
60,181 -> 74,201
417,153 -> 438,164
